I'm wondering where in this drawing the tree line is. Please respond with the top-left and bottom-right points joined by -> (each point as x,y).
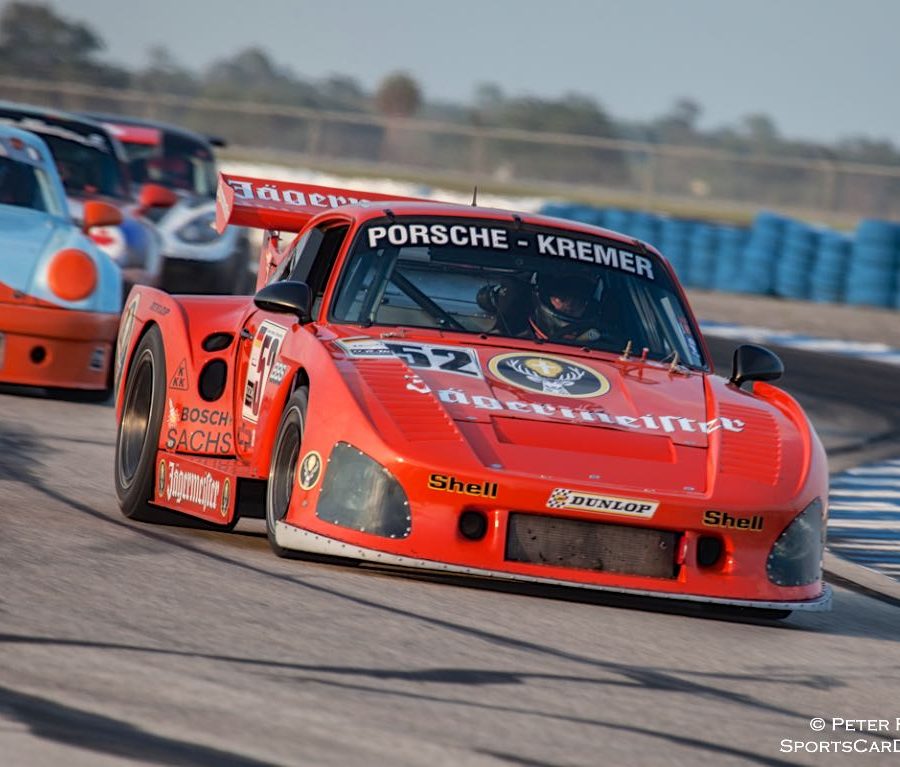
2,1 -> 898,170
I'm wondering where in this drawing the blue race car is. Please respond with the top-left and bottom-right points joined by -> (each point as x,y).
0,125 -> 123,396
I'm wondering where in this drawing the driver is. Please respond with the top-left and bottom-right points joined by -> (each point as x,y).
529,272 -> 603,343
477,272 -> 604,343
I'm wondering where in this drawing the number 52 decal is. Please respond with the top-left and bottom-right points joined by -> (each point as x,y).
385,342 -> 482,378
242,321 -> 288,423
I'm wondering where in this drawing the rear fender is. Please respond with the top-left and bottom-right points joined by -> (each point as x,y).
115,287 -> 254,460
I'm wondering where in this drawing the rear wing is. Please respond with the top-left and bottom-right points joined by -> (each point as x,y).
215,173 -> 437,234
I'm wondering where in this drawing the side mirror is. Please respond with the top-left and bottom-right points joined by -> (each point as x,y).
730,344 -> 784,389
254,280 -> 313,323
138,183 -> 178,212
82,200 -> 123,232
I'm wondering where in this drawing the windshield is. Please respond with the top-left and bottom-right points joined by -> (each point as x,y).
41,133 -> 127,199
331,217 -> 706,369
124,133 -> 217,197
0,157 -> 60,214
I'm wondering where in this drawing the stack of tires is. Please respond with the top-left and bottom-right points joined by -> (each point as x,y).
774,222 -> 820,300
628,212 -> 663,251
713,227 -> 749,292
736,212 -> 788,294
685,224 -> 718,289
603,208 -> 634,236
538,202 -> 577,220
809,232 -> 852,303
659,218 -> 694,280
845,220 -> 899,308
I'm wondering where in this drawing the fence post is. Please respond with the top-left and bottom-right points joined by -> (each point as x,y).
642,146 -> 660,209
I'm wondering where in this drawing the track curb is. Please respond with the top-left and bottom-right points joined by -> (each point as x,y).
823,551 -> 900,607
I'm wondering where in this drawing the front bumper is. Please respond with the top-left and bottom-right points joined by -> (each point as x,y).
275,522 -> 832,612
0,303 -> 118,390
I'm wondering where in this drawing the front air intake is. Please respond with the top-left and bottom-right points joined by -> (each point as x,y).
506,513 -> 678,578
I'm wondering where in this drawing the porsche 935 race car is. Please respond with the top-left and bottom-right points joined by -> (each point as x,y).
0,125 -> 123,394
113,173 -> 831,615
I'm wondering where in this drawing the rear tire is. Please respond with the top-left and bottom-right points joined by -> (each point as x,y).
114,326 -> 238,530
266,387 -> 309,557
114,325 -> 170,522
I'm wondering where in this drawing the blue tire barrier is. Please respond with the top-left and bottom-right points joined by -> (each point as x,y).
845,219 -> 898,308
628,212 -> 662,250
810,232 -> 852,304
538,201 -> 577,220
774,222 -> 820,300
659,218 -> 694,280
537,203 -> 899,310
713,227 -> 749,291
603,208 -> 634,236
685,224 -> 718,289
735,211 -> 790,294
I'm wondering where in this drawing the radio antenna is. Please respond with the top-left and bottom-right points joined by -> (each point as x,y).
471,186 -> 478,206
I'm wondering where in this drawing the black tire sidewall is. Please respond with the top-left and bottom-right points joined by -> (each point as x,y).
266,387 -> 309,555
114,325 -> 166,518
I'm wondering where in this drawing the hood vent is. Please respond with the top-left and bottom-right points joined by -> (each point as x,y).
353,359 -> 463,442
718,402 -> 782,486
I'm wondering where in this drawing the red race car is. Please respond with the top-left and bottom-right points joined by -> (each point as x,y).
113,173 -> 831,617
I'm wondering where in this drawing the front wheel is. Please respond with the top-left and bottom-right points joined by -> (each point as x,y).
266,387 -> 309,557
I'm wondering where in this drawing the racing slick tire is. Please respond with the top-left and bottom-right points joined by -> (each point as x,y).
114,326 -> 237,529
266,387 -> 309,557
114,325 -> 171,523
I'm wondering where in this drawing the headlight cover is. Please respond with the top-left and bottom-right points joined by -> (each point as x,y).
766,498 -> 825,586
315,443 -> 411,539
175,211 -> 220,244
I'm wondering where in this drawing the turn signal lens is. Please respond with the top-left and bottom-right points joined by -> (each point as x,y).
48,248 -> 97,301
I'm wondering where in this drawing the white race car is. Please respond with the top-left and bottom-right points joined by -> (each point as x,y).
93,115 -> 252,294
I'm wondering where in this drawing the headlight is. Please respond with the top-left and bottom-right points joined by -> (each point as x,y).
315,443 -> 411,539
175,211 -> 220,244
766,498 -> 825,586
48,248 -> 97,301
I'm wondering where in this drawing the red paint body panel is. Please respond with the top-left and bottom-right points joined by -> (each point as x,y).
114,173 -> 830,609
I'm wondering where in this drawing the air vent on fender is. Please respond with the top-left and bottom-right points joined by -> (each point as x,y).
718,403 -> 782,485
351,359 -> 463,442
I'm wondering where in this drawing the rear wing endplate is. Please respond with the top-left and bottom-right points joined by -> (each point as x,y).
215,173 -> 436,233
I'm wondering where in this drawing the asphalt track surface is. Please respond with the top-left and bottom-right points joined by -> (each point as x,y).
1,338 -> 899,767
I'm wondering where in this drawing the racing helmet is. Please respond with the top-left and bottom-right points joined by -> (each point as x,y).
531,272 -> 601,339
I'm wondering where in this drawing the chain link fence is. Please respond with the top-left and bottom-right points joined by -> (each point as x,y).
2,76 -> 899,226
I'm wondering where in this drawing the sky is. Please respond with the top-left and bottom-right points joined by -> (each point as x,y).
45,0 -> 900,146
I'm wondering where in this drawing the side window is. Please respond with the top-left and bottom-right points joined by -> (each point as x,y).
289,224 -> 349,314
272,230 -> 312,283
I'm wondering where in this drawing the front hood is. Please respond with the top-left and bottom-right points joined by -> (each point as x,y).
327,328 -> 795,496
0,206 -> 77,294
